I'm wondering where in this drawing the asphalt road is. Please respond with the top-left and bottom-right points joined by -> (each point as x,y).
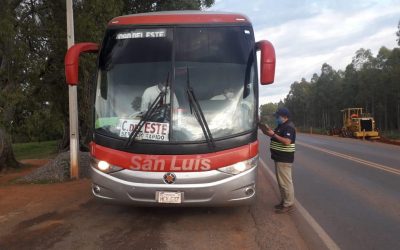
259,132 -> 400,250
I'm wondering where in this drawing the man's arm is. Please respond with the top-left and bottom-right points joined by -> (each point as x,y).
271,133 -> 292,145
258,123 -> 292,145
274,126 -> 295,145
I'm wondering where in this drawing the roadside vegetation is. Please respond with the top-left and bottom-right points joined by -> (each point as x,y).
12,141 -> 58,161
260,21 -> 400,139
0,0 -> 214,171
381,130 -> 400,140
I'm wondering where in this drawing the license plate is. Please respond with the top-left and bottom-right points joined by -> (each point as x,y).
156,191 -> 183,204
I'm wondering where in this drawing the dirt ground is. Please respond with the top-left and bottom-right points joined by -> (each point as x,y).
0,160 -> 308,250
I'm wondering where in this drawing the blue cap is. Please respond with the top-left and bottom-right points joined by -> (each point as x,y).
274,107 -> 290,118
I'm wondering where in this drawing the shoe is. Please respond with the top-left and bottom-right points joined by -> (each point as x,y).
274,202 -> 284,209
275,205 -> 294,214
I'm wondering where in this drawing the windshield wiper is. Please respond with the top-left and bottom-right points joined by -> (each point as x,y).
125,72 -> 169,147
185,67 -> 215,149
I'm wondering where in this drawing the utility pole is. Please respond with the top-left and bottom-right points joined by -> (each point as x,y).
66,0 -> 79,179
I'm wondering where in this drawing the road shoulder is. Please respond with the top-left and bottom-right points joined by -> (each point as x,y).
260,159 -> 340,250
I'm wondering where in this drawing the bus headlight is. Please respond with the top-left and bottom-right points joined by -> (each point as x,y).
218,156 -> 258,175
91,158 -> 123,173
98,161 -> 110,171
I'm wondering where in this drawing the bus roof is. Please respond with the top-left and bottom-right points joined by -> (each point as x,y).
108,11 -> 251,26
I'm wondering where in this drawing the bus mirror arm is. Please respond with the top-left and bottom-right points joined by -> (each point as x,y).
256,40 -> 276,85
65,42 -> 99,85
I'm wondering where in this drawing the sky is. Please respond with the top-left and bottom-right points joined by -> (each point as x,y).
210,0 -> 400,104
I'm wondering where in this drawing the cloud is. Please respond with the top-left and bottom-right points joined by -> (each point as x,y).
211,0 -> 400,104
254,3 -> 400,104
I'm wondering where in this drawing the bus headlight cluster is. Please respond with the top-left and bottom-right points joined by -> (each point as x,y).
218,155 -> 258,175
91,158 -> 123,173
98,161 -> 110,171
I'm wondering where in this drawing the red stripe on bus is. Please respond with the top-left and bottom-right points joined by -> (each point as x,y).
90,141 -> 258,172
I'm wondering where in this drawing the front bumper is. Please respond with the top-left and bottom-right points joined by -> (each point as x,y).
91,165 -> 257,206
353,131 -> 380,138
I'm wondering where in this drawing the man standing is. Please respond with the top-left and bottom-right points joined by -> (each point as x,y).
259,107 -> 296,213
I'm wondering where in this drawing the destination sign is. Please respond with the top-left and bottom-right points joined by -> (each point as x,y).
118,119 -> 169,142
116,29 -> 167,40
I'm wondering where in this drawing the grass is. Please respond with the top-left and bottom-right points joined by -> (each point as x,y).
296,127 -> 329,135
297,127 -> 400,140
12,140 -> 58,160
381,130 -> 400,140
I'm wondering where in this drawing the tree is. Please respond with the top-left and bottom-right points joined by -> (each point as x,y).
259,103 -> 278,126
283,45 -> 400,132
0,128 -> 19,171
0,0 -> 216,171
396,20 -> 400,46
0,0 -> 26,169
285,78 -> 311,128
122,0 -> 214,12
0,0 -> 215,152
352,48 -> 374,70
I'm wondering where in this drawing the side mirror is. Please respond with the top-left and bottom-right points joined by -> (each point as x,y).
256,40 -> 276,85
65,42 -> 99,85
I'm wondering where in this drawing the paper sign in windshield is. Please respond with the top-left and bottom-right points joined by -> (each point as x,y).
116,29 -> 166,40
119,119 -> 169,142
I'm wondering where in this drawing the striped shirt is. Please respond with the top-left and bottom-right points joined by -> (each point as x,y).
270,121 -> 296,163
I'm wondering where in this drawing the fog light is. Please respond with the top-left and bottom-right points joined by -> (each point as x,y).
93,185 -> 101,194
98,161 -> 110,171
245,187 -> 255,196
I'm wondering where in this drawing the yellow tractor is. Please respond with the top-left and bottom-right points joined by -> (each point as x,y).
340,108 -> 380,139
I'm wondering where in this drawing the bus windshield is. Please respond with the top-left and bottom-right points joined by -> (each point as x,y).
95,26 -> 257,143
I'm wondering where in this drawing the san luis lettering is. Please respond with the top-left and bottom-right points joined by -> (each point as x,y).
130,156 -> 166,171
129,156 -> 211,171
171,155 -> 211,171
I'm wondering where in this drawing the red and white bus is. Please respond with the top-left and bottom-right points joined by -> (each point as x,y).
65,11 -> 275,206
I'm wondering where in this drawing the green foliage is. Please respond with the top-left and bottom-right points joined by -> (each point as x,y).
381,130 -> 400,140
0,0 -> 214,146
397,20 -> 400,46
284,45 -> 400,132
122,0 -> 214,12
259,103 -> 278,126
0,0 -> 67,143
12,140 -> 57,160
